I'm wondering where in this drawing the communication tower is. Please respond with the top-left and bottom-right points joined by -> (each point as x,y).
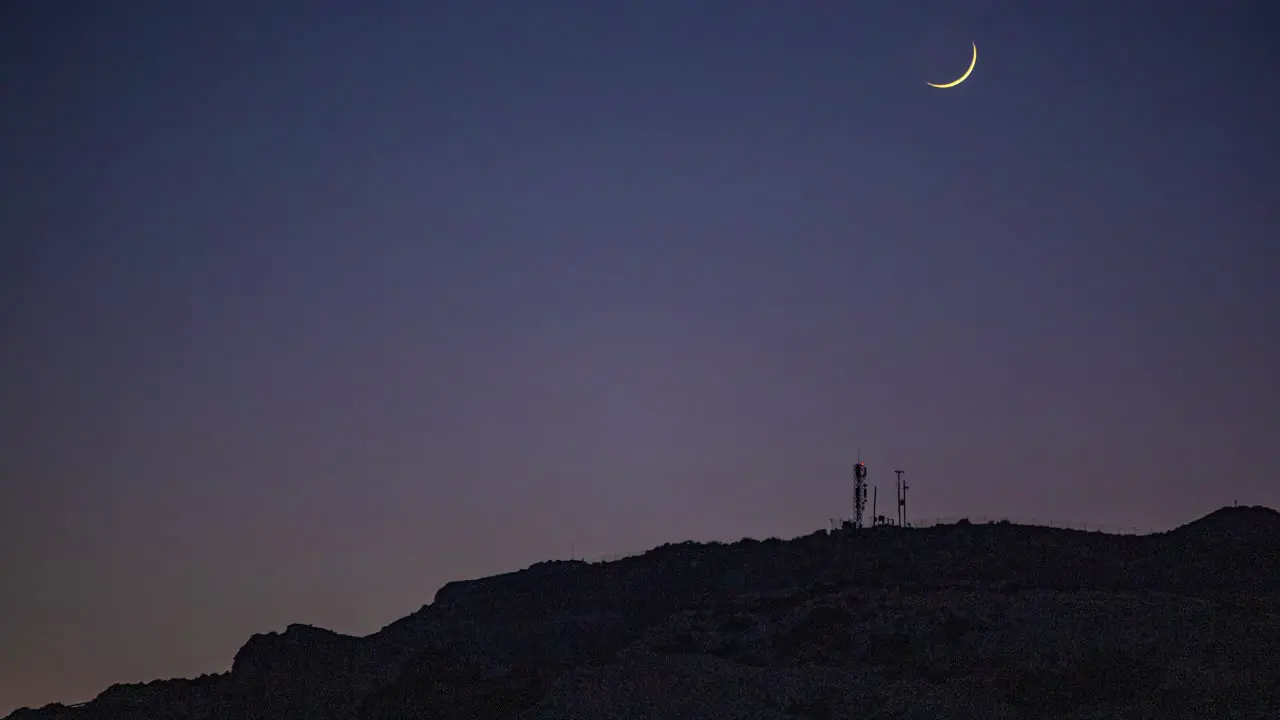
853,461 -> 868,528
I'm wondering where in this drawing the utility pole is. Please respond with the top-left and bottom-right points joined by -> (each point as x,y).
895,469 -> 907,527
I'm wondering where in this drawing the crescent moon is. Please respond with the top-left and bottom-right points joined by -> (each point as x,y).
926,42 -> 977,88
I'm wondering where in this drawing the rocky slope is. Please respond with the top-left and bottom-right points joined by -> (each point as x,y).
9,506 -> 1280,719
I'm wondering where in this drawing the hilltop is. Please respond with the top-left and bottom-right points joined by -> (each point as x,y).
8,506 -> 1280,719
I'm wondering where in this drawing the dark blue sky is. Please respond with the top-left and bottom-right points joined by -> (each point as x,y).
2,0 -> 1277,711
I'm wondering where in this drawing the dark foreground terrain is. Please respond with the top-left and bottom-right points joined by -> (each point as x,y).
10,506 -> 1280,720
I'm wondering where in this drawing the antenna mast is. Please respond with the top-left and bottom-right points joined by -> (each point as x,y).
872,485 -> 878,526
853,459 -> 868,529
895,469 -> 907,527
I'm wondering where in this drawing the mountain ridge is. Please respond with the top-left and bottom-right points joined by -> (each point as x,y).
9,505 -> 1280,719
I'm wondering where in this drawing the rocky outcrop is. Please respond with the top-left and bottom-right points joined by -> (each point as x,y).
7,506 -> 1280,720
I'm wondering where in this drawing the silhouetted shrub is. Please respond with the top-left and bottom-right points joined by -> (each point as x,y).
995,647 -> 1162,715
785,685 -> 839,719
805,604 -> 853,631
718,614 -> 756,633
651,631 -> 697,656
940,611 -> 972,643
806,581 -> 839,599
755,593 -> 807,619
865,632 -> 914,670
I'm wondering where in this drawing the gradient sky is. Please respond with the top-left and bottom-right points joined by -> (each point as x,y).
2,0 -> 1278,711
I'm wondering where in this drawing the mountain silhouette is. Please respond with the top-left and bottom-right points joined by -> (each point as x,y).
9,506 -> 1280,719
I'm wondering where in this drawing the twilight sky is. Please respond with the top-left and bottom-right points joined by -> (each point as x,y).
2,0 -> 1278,711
